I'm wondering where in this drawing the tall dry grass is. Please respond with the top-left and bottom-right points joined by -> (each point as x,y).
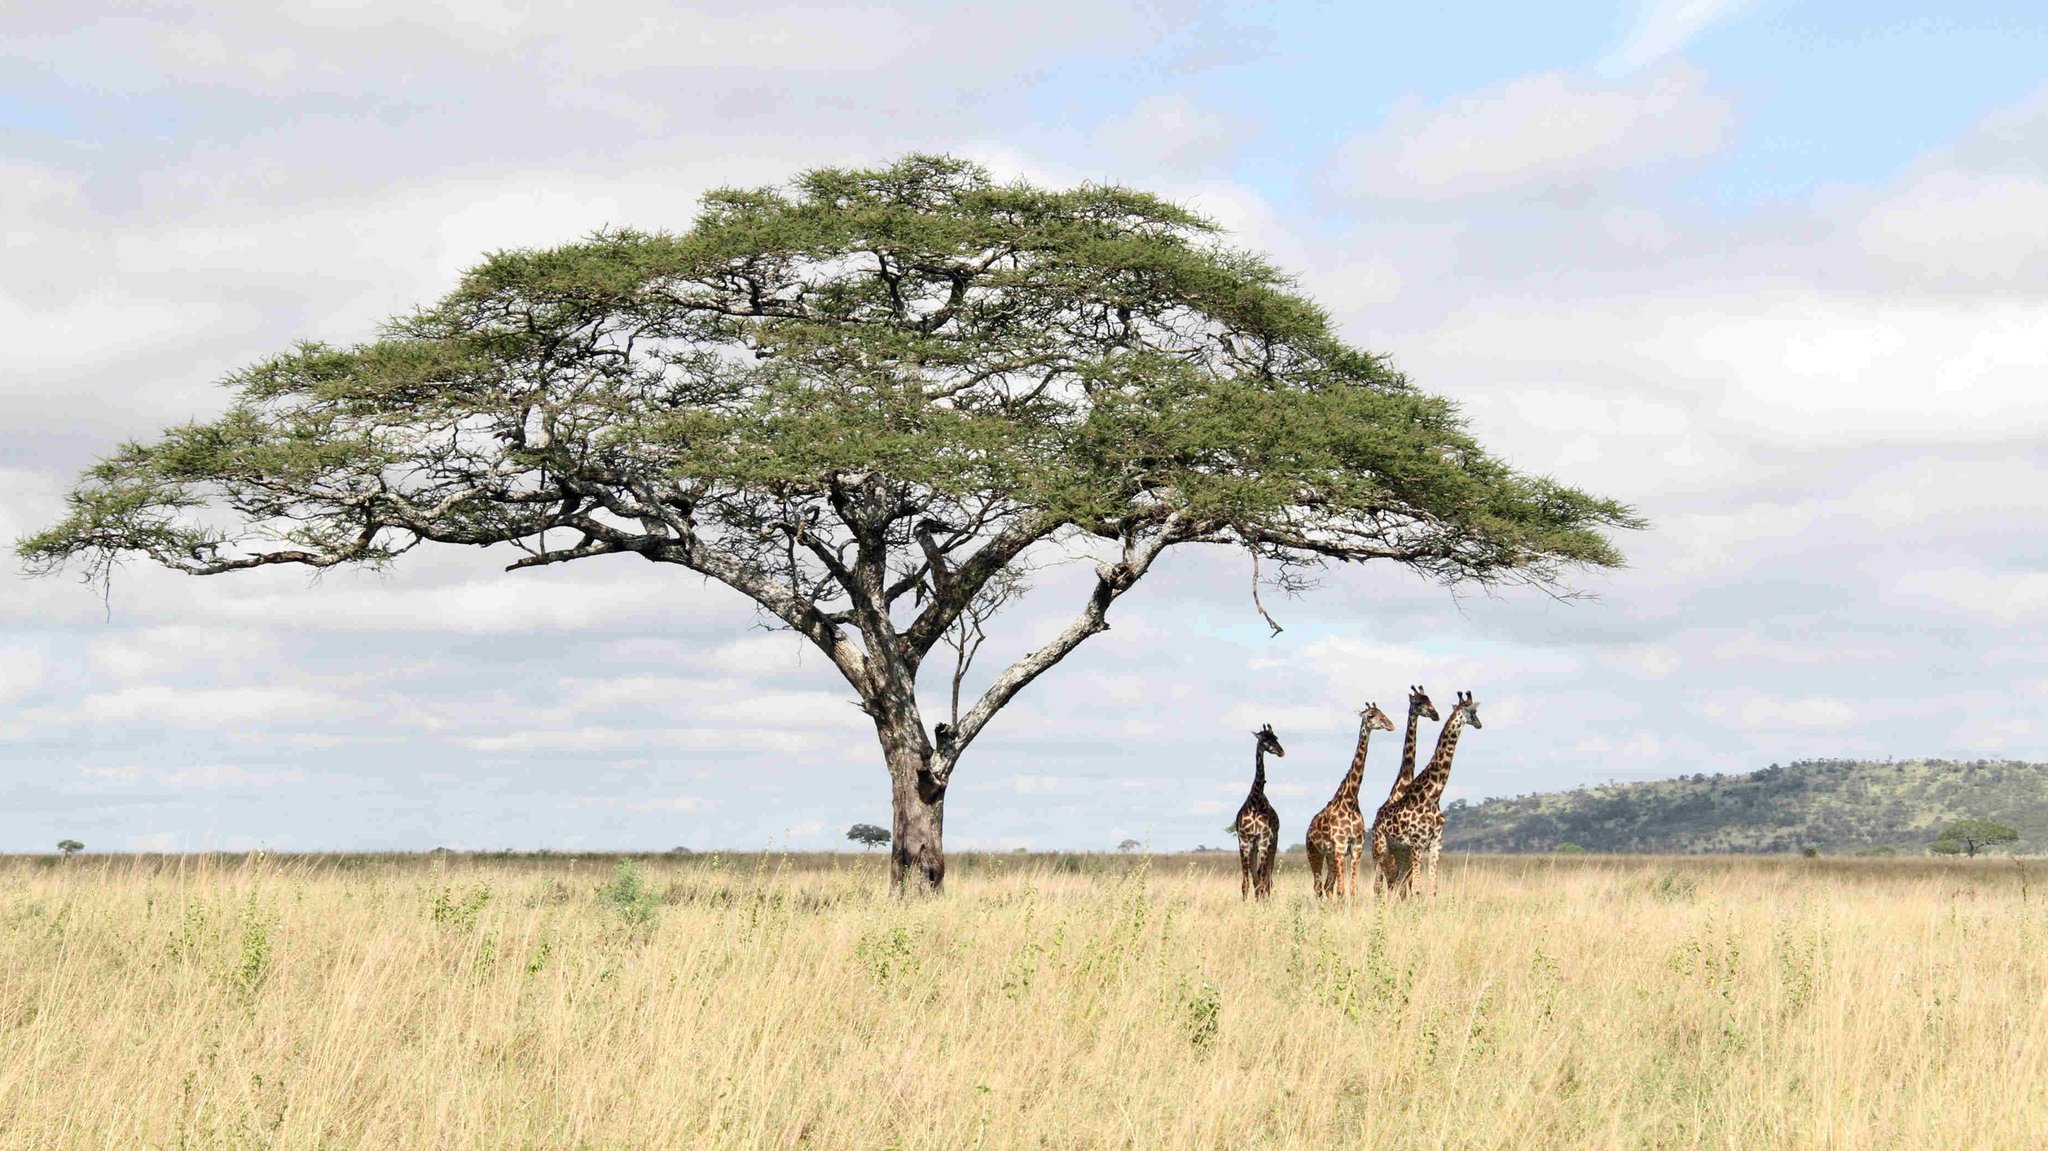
1,851 -> 2043,1149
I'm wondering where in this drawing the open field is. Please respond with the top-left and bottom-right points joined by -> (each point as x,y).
3,852 -> 2044,1150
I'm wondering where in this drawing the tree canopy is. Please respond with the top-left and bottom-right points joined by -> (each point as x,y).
1929,819 -> 2019,857
847,824 -> 892,850
21,155 -> 1638,890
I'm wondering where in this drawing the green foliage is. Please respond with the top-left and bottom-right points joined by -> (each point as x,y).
55,840 -> 83,857
21,154 -> 1632,645
430,883 -> 492,932
598,859 -> 661,929
1930,819 -> 2020,857
1652,872 -> 1699,903
846,823 -> 891,850
1177,979 -> 1222,1050
854,924 -> 922,986
235,891 -> 272,1004
1447,759 -> 2048,856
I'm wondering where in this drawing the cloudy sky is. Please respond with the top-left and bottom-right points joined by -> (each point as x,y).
5,1 -> 2048,853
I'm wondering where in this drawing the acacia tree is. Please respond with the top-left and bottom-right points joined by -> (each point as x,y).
1929,819 -> 2019,857
20,157 -> 1637,893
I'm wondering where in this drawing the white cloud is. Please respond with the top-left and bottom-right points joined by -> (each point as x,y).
1606,0 -> 1754,73
461,726 -> 776,754
1218,702 -> 1351,735
1607,645 -> 1680,680
0,648 -> 44,702
628,796 -> 709,813
163,765 -> 306,788
7,4 -> 1173,91
1409,289 -> 2048,452
1294,637 -> 1582,690
1093,93 -> 1247,173
1696,693 -> 1858,732
1860,171 -> 2048,282
73,685 -> 352,729
1892,567 -> 2048,625
86,626 -> 281,683
1328,64 -> 1732,200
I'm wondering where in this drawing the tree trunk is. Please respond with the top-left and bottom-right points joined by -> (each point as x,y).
881,723 -> 946,894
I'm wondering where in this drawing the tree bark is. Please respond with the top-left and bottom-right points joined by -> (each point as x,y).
881,719 -> 947,894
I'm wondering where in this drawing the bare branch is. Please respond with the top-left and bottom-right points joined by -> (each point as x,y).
931,511 -> 1188,783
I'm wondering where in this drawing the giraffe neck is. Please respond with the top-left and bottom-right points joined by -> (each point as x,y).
1388,700 -> 1424,803
1331,718 -> 1373,807
1250,744 -> 1268,798
1407,710 -> 1468,810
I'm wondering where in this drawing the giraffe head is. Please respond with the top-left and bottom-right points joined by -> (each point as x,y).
1358,703 -> 1397,733
1452,690 -> 1482,729
1408,685 -> 1440,722
1253,724 -> 1285,757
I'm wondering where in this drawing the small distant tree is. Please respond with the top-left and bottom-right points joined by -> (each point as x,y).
1117,838 -> 1141,853
1930,819 -> 2019,858
847,823 -> 891,851
56,839 -> 84,856
1555,842 -> 1587,855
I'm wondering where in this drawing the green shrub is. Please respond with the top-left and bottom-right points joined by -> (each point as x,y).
598,859 -> 660,928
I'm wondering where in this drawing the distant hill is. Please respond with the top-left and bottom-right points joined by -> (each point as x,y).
1443,758 -> 2048,855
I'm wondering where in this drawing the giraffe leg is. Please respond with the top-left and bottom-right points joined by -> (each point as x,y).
1306,840 -> 1327,898
1389,845 -> 1413,898
1346,843 -> 1361,905
1255,839 -> 1277,901
1238,836 -> 1253,901
1423,842 -> 1442,898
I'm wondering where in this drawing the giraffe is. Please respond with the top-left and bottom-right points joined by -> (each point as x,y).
1231,724 -> 1286,901
1306,703 -> 1397,901
1370,685 -> 1440,895
1374,690 -> 1481,898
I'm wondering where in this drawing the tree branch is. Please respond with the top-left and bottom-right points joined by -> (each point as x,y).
902,511 -> 1062,658
930,511 -> 1186,783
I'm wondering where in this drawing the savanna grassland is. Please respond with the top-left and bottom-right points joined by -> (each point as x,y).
2,851 -> 2044,1150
